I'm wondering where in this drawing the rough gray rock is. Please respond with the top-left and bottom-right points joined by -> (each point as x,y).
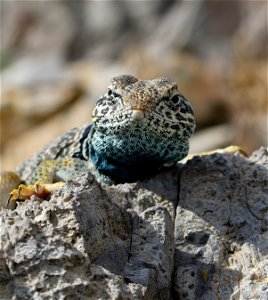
174,147 -> 268,300
0,147 -> 267,299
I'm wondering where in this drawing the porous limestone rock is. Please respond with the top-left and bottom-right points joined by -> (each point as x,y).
0,147 -> 267,299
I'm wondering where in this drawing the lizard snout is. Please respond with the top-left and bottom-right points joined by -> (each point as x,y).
129,109 -> 146,120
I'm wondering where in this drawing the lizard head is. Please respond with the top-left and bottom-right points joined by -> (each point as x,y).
92,74 -> 195,133
90,75 -> 195,180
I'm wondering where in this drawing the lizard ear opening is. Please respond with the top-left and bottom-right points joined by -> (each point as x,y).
111,75 -> 138,90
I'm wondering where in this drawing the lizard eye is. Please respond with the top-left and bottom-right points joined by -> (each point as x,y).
170,94 -> 180,104
106,88 -> 114,100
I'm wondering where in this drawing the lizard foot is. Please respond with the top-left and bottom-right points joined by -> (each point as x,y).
7,182 -> 65,210
202,145 -> 248,156
183,145 -> 247,163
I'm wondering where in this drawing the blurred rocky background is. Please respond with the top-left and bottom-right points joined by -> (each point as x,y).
1,0 -> 267,170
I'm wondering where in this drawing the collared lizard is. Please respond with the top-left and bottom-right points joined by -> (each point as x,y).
0,74 -> 206,209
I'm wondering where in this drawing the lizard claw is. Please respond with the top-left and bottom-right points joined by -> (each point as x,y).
7,190 -> 19,210
7,184 -> 37,210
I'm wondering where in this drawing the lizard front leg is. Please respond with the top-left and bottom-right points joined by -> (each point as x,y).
4,158 -> 88,210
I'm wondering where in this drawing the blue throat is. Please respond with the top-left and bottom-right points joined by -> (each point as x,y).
89,144 -> 162,183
